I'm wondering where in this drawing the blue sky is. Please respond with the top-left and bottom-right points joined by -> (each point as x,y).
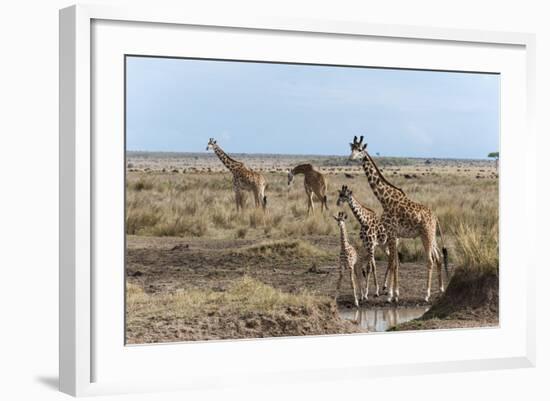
126,56 -> 499,159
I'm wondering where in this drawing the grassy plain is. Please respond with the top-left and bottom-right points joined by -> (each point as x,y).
125,152 -> 499,343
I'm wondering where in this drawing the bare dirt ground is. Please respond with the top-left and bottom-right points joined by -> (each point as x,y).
127,235 -> 449,306
126,235 -> 455,343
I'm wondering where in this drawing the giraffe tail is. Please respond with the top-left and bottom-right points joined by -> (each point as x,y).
323,195 -> 329,210
436,218 -> 449,279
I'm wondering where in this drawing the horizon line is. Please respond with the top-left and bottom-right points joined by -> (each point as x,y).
126,149 -> 496,161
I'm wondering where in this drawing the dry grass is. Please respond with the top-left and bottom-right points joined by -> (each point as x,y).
126,160 -> 498,267
452,221 -> 499,273
127,276 -> 323,319
126,276 -> 363,342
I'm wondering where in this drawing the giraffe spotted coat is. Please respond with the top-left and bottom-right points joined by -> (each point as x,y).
206,138 -> 267,211
288,163 -> 329,214
333,212 -> 360,307
349,135 -> 448,302
336,185 -> 390,299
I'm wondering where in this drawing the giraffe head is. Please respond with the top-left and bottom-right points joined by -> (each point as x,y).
333,211 -> 348,224
206,138 -> 217,151
336,185 -> 353,207
287,170 -> 295,186
349,135 -> 368,160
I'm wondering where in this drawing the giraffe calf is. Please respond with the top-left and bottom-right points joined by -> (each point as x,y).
333,212 -> 360,307
336,185 -> 390,300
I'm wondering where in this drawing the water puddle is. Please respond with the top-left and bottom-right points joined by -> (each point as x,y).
339,306 -> 429,332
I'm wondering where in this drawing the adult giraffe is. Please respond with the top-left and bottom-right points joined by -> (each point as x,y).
206,138 -> 267,211
287,163 -> 329,214
349,135 -> 448,302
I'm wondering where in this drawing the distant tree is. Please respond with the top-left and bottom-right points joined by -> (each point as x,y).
376,152 -> 380,157
488,152 -> 499,170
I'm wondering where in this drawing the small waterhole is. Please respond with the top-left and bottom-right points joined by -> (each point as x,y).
339,306 -> 429,332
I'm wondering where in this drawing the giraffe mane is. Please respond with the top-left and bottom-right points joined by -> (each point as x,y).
353,196 -> 376,215
215,144 -> 244,166
364,152 -> 405,195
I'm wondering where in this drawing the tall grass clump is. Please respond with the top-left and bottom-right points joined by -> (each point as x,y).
452,221 -> 498,274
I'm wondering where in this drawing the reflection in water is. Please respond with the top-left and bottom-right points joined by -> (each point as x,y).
339,306 -> 429,332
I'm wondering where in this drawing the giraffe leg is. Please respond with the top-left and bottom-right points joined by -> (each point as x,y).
240,191 -> 247,210
253,188 -> 261,208
360,264 -> 367,300
393,239 -> 400,302
381,246 -> 390,293
350,266 -> 359,307
358,250 -> 367,300
421,234 -> 435,302
234,190 -> 242,212
370,247 -> 380,297
382,265 -> 390,293
363,256 -> 371,301
315,192 -> 324,212
386,238 -> 398,303
319,192 -> 329,212
335,263 -> 344,303
308,191 -> 314,214
433,246 -> 444,293
260,185 -> 267,211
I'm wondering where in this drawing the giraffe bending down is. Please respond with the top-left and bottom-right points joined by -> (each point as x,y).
336,185 -> 391,300
206,138 -> 267,211
333,212 -> 360,307
288,164 -> 329,214
349,136 -> 448,302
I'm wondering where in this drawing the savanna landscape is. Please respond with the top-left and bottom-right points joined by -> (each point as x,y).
125,149 -> 499,344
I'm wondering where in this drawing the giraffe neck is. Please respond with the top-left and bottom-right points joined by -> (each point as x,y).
212,144 -> 243,172
291,164 -> 314,175
360,153 -> 405,208
338,223 -> 350,249
346,195 -> 373,227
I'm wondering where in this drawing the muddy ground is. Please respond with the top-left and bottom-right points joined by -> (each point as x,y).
125,235 -> 470,343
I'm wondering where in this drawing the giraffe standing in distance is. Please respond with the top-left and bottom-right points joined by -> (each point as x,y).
349,135 -> 448,302
288,164 -> 329,214
333,212 -> 360,307
206,138 -> 267,211
336,185 -> 390,300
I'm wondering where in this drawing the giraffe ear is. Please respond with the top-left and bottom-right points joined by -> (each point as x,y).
362,144 -> 367,150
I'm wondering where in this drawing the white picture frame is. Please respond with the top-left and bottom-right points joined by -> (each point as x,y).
59,4 -> 536,397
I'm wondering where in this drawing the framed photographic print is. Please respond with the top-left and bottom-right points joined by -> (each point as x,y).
59,4 -> 536,396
